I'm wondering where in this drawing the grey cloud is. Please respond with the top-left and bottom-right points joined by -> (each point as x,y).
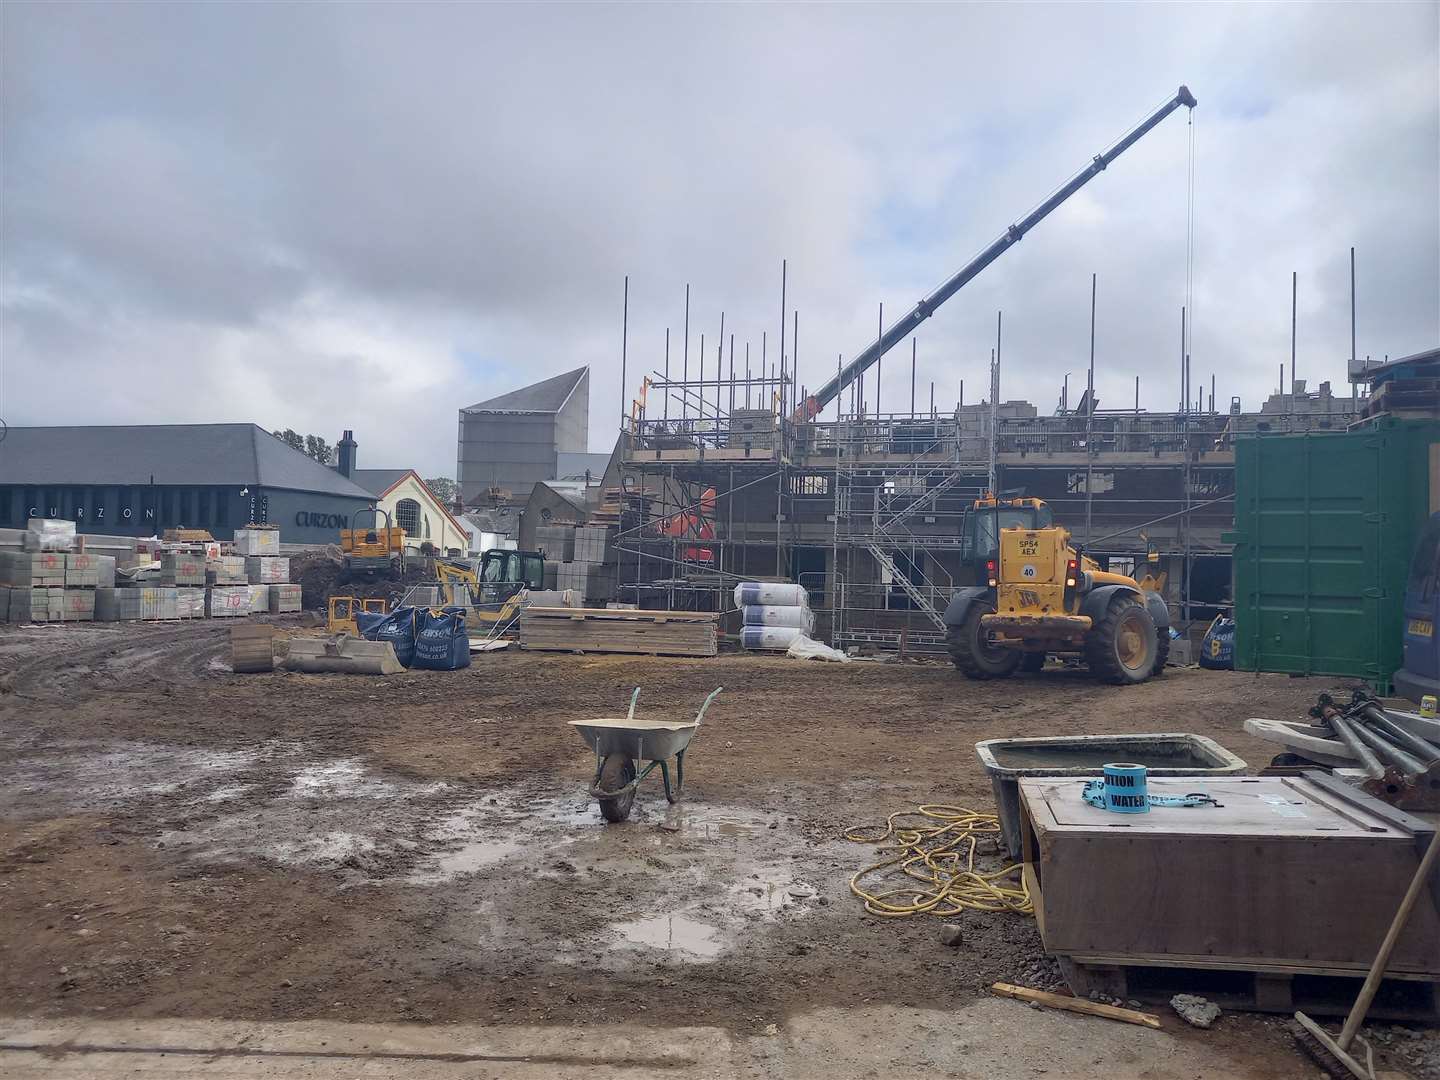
2,2 -> 1435,477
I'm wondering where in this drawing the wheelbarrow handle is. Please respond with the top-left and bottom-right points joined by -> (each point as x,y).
694,686 -> 723,726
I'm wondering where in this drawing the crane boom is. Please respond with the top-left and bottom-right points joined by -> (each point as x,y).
800,85 -> 1197,421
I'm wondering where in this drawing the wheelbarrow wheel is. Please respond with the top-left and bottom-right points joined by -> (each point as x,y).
596,754 -> 637,823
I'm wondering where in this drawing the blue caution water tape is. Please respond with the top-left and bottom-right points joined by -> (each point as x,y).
1082,770 -> 1223,812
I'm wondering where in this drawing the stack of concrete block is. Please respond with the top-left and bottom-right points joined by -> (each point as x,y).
65,553 -> 115,588
176,588 -> 207,619
207,556 -> 248,586
245,556 -> 289,584
245,583 -> 271,614
556,562 -> 588,593
535,526 -> 576,562
1,551 -> 105,622
9,588 -> 62,622
1,552 -> 65,588
269,584 -> 302,613
160,552 -> 207,587
573,526 -> 609,564
232,527 -> 281,556
22,518 -> 76,552
207,585 -> 250,617
95,587 -> 178,622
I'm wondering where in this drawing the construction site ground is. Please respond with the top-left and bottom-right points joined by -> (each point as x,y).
1,619 -> 1433,1078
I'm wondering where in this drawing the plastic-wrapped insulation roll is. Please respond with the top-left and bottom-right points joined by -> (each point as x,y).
734,582 -> 809,608
742,604 -> 814,631
741,625 -> 805,651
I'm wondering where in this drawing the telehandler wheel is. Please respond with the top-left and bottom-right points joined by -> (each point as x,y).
948,602 -> 1022,680
1150,626 -> 1171,677
1020,652 -> 1047,673
1084,595 -> 1158,685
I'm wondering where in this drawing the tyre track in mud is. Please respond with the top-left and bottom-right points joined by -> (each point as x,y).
3,622 -> 231,700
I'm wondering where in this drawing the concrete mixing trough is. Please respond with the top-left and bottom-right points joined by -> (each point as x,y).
975,733 -> 1247,859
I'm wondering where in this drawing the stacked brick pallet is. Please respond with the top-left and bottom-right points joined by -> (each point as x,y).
234,527 -> 299,614
538,524 -> 617,603
4,519 -> 302,625
1,525 -> 115,622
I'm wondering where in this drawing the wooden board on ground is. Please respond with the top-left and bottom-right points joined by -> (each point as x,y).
520,607 -> 718,657
230,623 -> 275,674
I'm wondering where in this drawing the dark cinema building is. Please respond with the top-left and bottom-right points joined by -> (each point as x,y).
0,424 -> 377,544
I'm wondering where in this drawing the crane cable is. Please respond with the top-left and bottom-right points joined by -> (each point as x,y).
844,804 -> 1033,917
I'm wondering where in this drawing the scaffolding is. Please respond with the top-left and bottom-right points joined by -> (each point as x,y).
610,362 -> 1368,653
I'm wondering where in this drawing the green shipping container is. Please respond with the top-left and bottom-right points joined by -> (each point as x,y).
1231,418 -> 1439,692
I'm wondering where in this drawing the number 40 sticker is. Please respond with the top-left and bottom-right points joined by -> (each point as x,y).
1022,564 -> 1037,578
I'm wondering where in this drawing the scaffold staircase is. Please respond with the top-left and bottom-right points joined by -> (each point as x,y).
863,541 -> 947,629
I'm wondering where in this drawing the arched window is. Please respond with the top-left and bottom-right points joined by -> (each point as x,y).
424,514 -> 431,539
395,498 -> 421,536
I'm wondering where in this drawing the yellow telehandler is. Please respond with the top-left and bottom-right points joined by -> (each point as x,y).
943,495 -> 1170,684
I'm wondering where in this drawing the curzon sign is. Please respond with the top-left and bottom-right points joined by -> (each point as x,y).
295,511 -> 348,529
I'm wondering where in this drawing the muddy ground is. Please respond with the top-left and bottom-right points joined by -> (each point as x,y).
0,619 -> 1430,1077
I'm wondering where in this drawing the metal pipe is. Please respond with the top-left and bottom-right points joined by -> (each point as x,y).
779,260 -> 787,417
876,302 -> 883,415
683,284 -> 690,419
621,275 -> 628,430
1350,246 -> 1357,385
1086,272 -> 1096,542
1349,718 -> 1428,776
1355,704 -> 1440,763
1329,714 -> 1386,779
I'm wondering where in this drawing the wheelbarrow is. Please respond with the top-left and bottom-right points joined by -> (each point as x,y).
568,687 -> 722,823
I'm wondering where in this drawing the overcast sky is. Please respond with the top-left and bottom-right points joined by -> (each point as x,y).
3,2 -> 1437,478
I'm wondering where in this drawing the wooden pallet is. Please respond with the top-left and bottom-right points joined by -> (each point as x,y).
1056,954 -> 1440,1022
520,607 -> 717,657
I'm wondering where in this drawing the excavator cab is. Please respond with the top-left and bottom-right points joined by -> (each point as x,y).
480,549 -> 545,591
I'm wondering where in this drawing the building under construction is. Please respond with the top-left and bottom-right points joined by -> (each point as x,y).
611,370 -> 1366,651
480,82 -> 1387,652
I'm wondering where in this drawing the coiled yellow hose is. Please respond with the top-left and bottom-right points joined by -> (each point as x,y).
844,804 -> 1033,917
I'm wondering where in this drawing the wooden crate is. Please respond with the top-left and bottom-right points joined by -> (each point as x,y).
1019,772 -> 1439,987
230,624 -> 275,674
520,607 -> 717,657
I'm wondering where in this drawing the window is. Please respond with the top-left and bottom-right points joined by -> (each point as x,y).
424,514 -> 431,539
395,498 -> 421,536
789,474 -> 830,496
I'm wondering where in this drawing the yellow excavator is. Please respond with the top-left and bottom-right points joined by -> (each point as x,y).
943,495 -> 1170,684
432,550 -> 545,635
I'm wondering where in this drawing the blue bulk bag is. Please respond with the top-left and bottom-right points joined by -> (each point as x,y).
413,608 -> 471,670
1199,615 -> 1235,670
356,606 -> 418,668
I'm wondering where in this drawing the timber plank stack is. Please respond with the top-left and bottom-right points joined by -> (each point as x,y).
520,607 -> 717,657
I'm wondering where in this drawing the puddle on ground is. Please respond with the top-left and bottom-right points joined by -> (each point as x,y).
285,759 -> 444,800
658,803 -> 770,838
266,830 -> 376,866
614,913 -> 726,959
726,869 -> 818,914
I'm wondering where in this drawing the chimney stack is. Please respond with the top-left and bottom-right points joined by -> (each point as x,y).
337,430 -> 357,477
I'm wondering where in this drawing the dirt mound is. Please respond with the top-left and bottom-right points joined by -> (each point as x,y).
290,550 -> 432,609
